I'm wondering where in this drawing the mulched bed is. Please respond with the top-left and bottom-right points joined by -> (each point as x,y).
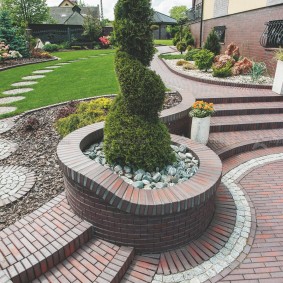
0,92 -> 182,230
0,57 -> 56,70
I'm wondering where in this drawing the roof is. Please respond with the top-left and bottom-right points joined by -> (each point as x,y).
153,11 -> 177,25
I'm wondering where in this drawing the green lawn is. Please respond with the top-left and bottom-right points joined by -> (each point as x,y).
159,53 -> 185,60
0,49 -> 118,118
154,39 -> 173,46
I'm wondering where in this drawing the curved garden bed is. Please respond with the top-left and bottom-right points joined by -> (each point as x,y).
160,56 -> 273,89
57,121 -> 222,253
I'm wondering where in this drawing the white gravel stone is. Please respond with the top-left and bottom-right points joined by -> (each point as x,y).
0,97 -> 25,104
3,88 -> 33,95
11,81 -> 38,87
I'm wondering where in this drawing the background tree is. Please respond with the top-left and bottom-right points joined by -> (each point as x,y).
204,29 -> 221,55
83,10 -> 102,42
2,0 -> 49,27
0,10 -> 29,57
169,6 -> 188,21
104,0 -> 174,171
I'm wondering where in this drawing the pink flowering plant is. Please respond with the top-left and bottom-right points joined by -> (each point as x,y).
99,36 -> 111,48
0,41 -> 22,62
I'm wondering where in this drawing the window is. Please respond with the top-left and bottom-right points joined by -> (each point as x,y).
214,26 -> 226,43
260,20 -> 283,48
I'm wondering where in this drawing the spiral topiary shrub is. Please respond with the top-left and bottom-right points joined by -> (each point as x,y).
104,0 -> 175,171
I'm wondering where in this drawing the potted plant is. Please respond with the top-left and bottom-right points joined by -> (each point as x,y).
272,48 -> 283,95
190,100 -> 215,145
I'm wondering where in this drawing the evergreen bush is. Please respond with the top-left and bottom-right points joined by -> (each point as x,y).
185,48 -> 201,61
212,61 -> 233,77
193,49 -> 215,71
176,41 -> 187,54
0,10 -> 29,57
203,29 -> 221,55
104,0 -> 175,171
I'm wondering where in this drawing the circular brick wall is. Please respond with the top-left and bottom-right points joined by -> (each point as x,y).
57,119 -> 222,252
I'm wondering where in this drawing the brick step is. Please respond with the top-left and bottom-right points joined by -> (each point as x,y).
210,113 -> 283,132
208,129 -> 283,160
214,101 -> 283,116
197,93 -> 283,104
0,193 -> 93,283
120,255 -> 160,283
34,239 -> 134,283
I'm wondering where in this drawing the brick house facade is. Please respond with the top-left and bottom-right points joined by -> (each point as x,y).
189,0 -> 283,75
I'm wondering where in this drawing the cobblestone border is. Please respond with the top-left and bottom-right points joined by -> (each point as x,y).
152,153 -> 283,283
0,139 -> 18,160
0,166 -> 36,207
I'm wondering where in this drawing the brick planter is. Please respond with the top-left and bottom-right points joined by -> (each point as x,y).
57,118 -> 222,253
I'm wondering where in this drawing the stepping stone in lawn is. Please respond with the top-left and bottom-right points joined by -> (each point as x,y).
3,88 -> 33,95
0,107 -> 17,115
0,96 -> 25,104
78,58 -> 88,60
56,63 -> 71,65
0,119 -> 15,134
0,166 -> 35,207
32,70 -> 53,74
22,75 -> 45,80
45,66 -> 61,69
0,139 -> 18,160
11,81 -> 38,87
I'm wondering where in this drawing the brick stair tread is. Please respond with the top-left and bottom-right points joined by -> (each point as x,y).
208,129 -> 283,156
0,192 -> 93,283
211,113 -> 283,126
34,240 -> 134,283
214,101 -> 283,111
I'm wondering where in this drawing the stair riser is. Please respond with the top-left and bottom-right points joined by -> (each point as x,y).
211,122 -> 283,133
215,108 -> 283,116
198,96 -> 283,104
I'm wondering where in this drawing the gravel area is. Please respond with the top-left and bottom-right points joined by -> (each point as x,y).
0,92 -> 182,230
165,59 -> 274,86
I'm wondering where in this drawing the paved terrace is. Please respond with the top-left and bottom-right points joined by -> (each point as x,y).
0,46 -> 283,283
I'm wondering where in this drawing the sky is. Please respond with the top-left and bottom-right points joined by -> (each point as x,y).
46,0 -> 192,20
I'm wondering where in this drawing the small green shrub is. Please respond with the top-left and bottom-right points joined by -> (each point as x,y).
43,43 -> 60,52
249,62 -> 267,81
176,59 -> 187,66
176,41 -> 187,54
193,49 -> 215,71
187,45 -> 193,51
55,98 -> 112,137
183,62 -> 196,70
185,48 -> 201,61
203,29 -> 221,55
212,61 -> 233,77
275,47 -> 283,61
71,46 -> 82,50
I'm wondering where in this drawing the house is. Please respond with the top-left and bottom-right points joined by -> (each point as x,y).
188,0 -> 283,74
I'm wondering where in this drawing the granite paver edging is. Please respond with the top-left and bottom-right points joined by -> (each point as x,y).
159,56 -> 272,90
0,58 -> 58,72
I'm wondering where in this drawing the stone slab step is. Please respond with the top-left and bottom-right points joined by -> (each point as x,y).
210,113 -> 283,132
214,101 -> 283,116
198,93 -> 283,104
208,129 -> 283,160
0,192 -> 93,283
34,240 -> 134,283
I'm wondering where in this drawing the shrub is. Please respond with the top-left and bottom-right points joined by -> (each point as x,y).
183,62 -> 196,70
275,47 -> 283,61
71,46 -> 82,50
249,62 -> 267,81
185,48 -> 201,61
193,49 -> 214,71
203,29 -> 221,55
43,44 -> 60,52
31,49 -> 52,59
55,98 -> 112,137
176,41 -> 187,54
173,27 -> 194,47
176,59 -> 187,66
0,11 -> 29,57
23,117 -> 40,131
212,61 -> 233,77
113,0 -> 154,66
187,45 -> 193,51
104,0 -> 175,171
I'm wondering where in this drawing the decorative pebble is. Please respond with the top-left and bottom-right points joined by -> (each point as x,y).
22,75 -> 45,80
11,81 -> 38,87
0,107 -> 17,114
3,88 -> 33,95
84,142 -> 199,190
32,70 -> 53,74
0,96 -> 25,104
